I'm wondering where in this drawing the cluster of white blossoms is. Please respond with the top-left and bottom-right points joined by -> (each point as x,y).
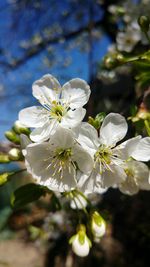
18,74 -> 150,256
19,74 -> 150,196
116,21 -> 141,52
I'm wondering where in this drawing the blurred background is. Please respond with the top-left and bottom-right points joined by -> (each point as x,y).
0,0 -> 150,266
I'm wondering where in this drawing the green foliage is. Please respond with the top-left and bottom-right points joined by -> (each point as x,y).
28,225 -> 45,240
0,207 -> 14,241
11,183 -> 48,209
88,112 -> 106,130
0,207 -> 12,231
49,193 -> 62,211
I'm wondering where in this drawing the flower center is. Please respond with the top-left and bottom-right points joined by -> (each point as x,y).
50,101 -> 68,122
94,145 -> 112,174
125,168 -> 134,177
56,148 -> 72,160
45,148 -> 77,180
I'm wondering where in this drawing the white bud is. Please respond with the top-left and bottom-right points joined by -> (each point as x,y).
13,120 -> 30,135
69,225 -> 91,257
91,211 -> 106,238
70,193 -> 87,210
8,148 -> 22,161
14,120 -> 26,129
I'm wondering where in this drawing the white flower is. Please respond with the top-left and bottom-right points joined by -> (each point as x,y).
24,127 -> 93,192
69,225 -> 91,257
19,74 -> 91,142
116,24 -> 141,52
115,135 -> 150,195
115,135 -> 150,162
91,211 -> 106,238
119,160 -> 150,195
129,137 -> 150,162
13,120 -> 29,134
77,113 -> 128,192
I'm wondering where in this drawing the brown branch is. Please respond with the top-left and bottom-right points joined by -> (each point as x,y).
1,20 -> 102,70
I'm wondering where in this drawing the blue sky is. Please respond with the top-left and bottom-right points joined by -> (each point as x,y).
0,0 -> 110,141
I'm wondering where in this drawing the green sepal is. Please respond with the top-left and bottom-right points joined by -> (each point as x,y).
88,112 -> 106,129
69,234 -> 76,244
87,237 -> 92,248
92,211 -> 105,226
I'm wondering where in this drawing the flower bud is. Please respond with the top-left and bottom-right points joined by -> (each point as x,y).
0,154 -> 10,163
138,16 -> 150,32
88,112 -> 106,129
70,193 -> 87,210
13,120 -> 30,135
91,211 -> 106,238
103,53 -> 124,69
8,148 -> 23,161
0,172 -> 13,186
69,225 -> 91,257
5,130 -> 20,144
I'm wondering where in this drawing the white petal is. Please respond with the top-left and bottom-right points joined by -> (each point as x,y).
114,136 -> 141,160
72,236 -> 90,257
92,220 -> 106,238
32,74 -> 61,105
131,137 -> 150,161
72,143 -> 94,174
77,122 -> 99,156
130,161 -> 150,190
50,127 -> 74,148
119,160 -> 150,195
101,165 -> 126,187
20,134 -> 31,156
62,78 -> 91,108
19,106 -> 48,127
30,120 -> 59,142
77,173 -> 92,193
25,143 -> 77,192
77,170 -> 106,194
100,113 -> 128,147
119,178 -> 139,195
61,108 -> 86,128
40,168 -> 77,192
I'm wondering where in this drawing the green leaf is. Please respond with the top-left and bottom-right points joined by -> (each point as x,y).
88,112 -> 106,129
11,183 -> 48,209
49,193 -> 61,211
0,207 -> 12,231
130,105 -> 138,117
95,112 -> 106,123
144,119 -> 150,136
